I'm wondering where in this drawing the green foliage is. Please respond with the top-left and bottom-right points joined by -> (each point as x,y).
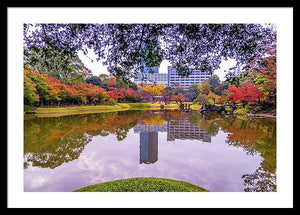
214,81 -> 229,95
198,80 -> 211,95
227,72 -> 256,87
208,75 -> 221,93
234,107 -> 249,115
193,93 -> 207,105
254,76 -> 269,85
24,46 -> 92,85
24,105 -> 35,112
73,177 -> 208,192
24,69 -> 50,105
24,72 -> 39,105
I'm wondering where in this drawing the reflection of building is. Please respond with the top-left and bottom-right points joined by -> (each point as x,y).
134,118 -> 211,164
139,132 -> 158,164
168,66 -> 211,90
167,119 -> 211,143
134,123 -> 167,133
135,123 -> 167,165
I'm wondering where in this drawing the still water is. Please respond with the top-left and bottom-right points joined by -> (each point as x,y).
24,110 -> 276,192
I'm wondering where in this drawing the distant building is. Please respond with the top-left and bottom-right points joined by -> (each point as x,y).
168,66 -> 211,90
134,65 -> 211,88
141,64 -> 159,74
134,72 -> 168,86
134,54 -> 168,85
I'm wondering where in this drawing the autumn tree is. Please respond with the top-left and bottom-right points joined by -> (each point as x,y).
24,69 -> 39,105
170,93 -> 185,104
198,80 -> 211,96
250,44 -> 276,104
225,82 -> 262,106
141,83 -> 166,102
25,69 -> 51,106
206,92 -> 220,104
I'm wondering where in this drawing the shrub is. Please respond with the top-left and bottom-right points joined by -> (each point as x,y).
235,107 -> 249,115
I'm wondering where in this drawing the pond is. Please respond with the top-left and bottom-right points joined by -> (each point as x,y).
24,110 -> 276,192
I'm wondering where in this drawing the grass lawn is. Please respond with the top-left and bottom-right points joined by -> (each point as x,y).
190,104 -> 202,110
73,177 -> 208,192
120,102 -> 179,110
34,104 -> 129,117
31,102 -> 181,117
24,105 -> 35,112
149,103 -> 179,109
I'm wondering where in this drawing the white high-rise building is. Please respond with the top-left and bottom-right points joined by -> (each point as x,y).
168,66 -> 211,90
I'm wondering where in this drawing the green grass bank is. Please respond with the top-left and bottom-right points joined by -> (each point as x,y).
26,102 -> 181,117
73,177 -> 208,192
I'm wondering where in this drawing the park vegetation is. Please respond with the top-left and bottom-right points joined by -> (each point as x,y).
24,24 -> 276,116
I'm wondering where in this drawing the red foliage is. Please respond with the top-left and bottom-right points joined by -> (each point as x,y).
226,82 -> 262,103
170,93 -> 185,103
249,44 -> 276,93
25,69 -> 139,105
106,77 -> 117,88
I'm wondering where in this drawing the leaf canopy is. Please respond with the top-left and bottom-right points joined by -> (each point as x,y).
24,23 -> 276,79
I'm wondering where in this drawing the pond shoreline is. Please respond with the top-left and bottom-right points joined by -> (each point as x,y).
245,113 -> 276,118
25,103 -> 276,119
25,103 -> 181,117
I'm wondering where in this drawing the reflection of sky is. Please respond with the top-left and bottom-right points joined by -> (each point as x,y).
24,129 -> 262,192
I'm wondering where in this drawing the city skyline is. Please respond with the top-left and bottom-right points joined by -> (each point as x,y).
77,48 -> 236,82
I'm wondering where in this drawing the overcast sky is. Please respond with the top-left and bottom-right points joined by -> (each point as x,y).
77,49 -> 237,82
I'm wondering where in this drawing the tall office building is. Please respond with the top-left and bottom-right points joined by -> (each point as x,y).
168,66 -> 211,90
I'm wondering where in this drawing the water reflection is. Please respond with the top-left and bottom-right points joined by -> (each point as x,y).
24,110 -> 276,192
167,119 -> 211,143
139,132 -> 158,164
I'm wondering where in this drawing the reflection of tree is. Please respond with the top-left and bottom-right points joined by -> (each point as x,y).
242,166 -> 276,192
24,133 -> 92,169
186,111 -> 277,192
24,109 -> 277,193
188,112 -> 220,136
24,110 -> 193,169
217,115 -> 276,192
142,114 -> 166,126
24,111 -> 143,169
136,110 -> 186,126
